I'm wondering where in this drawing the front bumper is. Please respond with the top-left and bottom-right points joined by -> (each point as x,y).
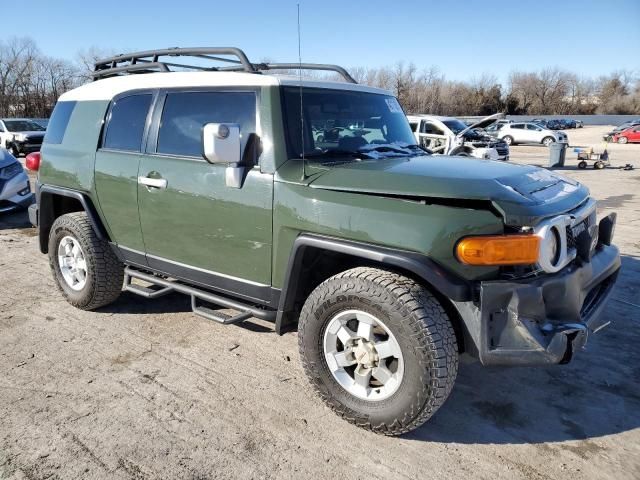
454,228 -> 621,366
0,171 -> 33,213
12,141 -> 42,154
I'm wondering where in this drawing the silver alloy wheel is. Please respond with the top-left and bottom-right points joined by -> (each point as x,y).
57,235 -> 88,291
323,309 -> 404,401
544,137 -> 555,146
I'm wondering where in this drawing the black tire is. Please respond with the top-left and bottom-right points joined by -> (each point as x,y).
594,161 -> 605,170
578,160 -> 588,169
298,267 -> 458,436
502,135 -> 514,146
9,144 -> 20,157
48,212 -> 124,310
542,136 -> 555,147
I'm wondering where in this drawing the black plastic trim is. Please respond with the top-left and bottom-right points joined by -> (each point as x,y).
145,254 -> 280,308
37,185 -> 108,253
275,234 -> 472,334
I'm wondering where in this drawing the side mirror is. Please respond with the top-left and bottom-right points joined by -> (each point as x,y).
202,123 -> 244,188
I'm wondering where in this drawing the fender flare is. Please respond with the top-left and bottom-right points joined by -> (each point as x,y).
37,185 -> 108,253
274,234 -> 472,334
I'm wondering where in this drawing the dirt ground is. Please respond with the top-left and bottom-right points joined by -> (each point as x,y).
1,125 -> 639,480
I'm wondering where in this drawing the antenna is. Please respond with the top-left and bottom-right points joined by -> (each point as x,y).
297,3 -> 307,179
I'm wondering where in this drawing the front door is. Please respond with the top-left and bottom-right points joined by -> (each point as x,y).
137,90 -> 274,303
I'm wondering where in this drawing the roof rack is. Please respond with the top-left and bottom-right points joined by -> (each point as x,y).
92,47 -> 357,84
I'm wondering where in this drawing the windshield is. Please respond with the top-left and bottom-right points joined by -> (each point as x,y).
282,87 -> 419,159
3,120 -> 46,132
442,119 -> 469,134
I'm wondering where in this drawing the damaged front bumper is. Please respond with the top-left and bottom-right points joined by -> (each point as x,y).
454,233 -> 621,367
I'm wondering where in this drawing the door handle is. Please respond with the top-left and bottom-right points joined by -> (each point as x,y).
138,176 -> 167,189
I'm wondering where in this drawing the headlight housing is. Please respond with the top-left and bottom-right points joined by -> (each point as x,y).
0,161 -> 23,180
13,133 -> 27,142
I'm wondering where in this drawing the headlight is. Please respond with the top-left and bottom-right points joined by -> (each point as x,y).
13,133 -> 27,142
0,161 -> 23,180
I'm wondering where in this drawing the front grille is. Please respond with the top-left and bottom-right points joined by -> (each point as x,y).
25,136 -> 44,145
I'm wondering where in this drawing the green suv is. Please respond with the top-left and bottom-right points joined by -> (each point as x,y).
29,48 -> 621,435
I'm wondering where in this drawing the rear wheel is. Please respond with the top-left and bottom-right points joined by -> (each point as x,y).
578,160 -> 588,169
9,144 -> 20,157
48,212 -> 124,310
502,135 -> 514,146
594,160 -> 605,169
543,136 -> 555,147
298,267 -> 458,436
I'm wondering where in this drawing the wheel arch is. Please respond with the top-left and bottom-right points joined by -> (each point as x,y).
274,234 -> 472,347
37,185 -> 109,254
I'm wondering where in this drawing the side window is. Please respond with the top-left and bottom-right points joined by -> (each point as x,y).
512,124 -> 525,129
157,91 -> 256,158
44,101 -> 76,144
103,94 -> 152,152
526,124 -> 539,130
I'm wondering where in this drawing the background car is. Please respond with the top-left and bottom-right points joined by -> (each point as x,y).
559,119 -> 577,129
613,125 -> 640,144
0,118 -> 47,157
407,113 -> 509,160
545,119 -> 563,130
496,122 -> 568,146
0,148 -> 33,213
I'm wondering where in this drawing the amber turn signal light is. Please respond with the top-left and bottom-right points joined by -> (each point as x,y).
456,235 -> 540,266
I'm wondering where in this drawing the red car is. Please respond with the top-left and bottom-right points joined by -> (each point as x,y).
613,125 -> 640,144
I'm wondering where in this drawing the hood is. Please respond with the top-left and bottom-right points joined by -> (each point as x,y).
458,113 -> 504,138
13,131 -> 46,137
0,149 -> 18,168
306,155 -> 589,226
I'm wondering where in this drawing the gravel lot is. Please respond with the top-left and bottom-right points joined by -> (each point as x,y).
1,126 -> 639,480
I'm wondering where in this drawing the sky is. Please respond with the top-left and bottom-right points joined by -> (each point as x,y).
5,0 -> 640,84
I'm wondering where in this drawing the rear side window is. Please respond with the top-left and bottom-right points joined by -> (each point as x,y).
103,94 -> 152,152
157,91 -> 256,157
44,101 -> 76,144
512,124 -> 525,129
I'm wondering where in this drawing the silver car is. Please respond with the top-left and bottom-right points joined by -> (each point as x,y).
0,148 -> 33,213
497,122 -> 568,146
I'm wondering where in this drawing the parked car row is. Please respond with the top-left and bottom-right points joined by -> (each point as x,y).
0,118 -> 47,157
531,118 -> 583,129
484,121 -> 568,146
604,119 -> 640,144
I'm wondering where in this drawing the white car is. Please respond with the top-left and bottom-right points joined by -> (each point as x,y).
407,113 -> 509,161
495,122 -> 568,147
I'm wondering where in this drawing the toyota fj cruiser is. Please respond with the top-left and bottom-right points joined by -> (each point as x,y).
28,48 -> 620,436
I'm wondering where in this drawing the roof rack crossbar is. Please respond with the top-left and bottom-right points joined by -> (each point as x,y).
92,47 -> 358,84
219,63 -> 357,83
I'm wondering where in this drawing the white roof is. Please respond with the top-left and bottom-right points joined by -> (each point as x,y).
60,71 -> 390,101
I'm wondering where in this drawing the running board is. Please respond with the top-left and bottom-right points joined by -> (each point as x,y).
124,267 -> 276,324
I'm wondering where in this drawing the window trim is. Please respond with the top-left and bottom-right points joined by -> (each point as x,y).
145,87 -> 261,162
99,89 -> 157,153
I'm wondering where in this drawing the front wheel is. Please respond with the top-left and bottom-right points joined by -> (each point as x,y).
49,212 -> 124,310
298,267 -> 458,436
617,136 -> 628,144
502,135 -> 514,146
543,136 -> 555,147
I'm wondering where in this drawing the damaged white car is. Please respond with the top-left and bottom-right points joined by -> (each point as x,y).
407,113 -> 509,161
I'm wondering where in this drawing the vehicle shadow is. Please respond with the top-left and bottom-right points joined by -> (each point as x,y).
0,209 -> 34,232
408,254 -> 640,445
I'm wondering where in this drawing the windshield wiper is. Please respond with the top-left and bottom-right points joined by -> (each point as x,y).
358,143 -> 428,156
301,149 -> 374,159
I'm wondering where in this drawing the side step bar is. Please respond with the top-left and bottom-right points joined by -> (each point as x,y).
124,267 -> 276,324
